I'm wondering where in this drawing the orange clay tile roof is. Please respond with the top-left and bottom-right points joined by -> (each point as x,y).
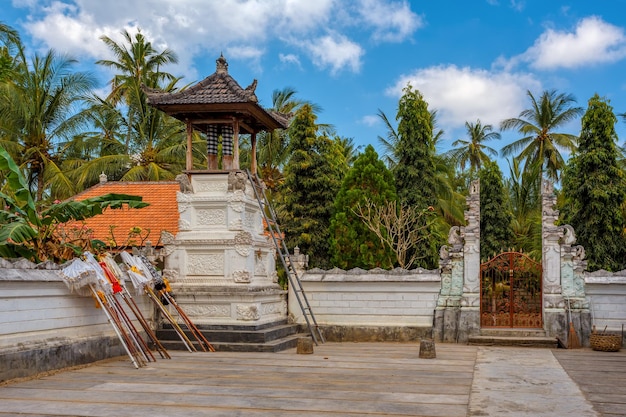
71,181 -> 179,247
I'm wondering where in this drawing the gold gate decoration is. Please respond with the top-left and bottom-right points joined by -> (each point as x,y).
480,251 -> 542,328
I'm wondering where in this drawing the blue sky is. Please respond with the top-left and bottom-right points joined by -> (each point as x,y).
3,0 -> 626,169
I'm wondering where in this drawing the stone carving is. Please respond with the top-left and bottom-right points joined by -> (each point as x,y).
194,181 -> 228,193
197,209 -> 225,226
262,301 -> 287,316
178,218 -> 192,231
234,231 -> 253,257
447,226 -> 463,246
162,269 -> 179,282
185,304 -> 230,317
470,179 -> 479,194
573,245 -> 586,261
175,173 -> 193,193
177,192 -> 192,213
161,230 -> 176,245
232,270 -> 251,283
187,253 -> 224,275
229,218 -> 244,231
558,224 -> 577,245
228,191 -> 245,212
237,304 -> 260,321
228,171 -> 247,192
542,178 -> 554,195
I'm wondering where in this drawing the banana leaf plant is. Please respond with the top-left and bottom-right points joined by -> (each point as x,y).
0,147 -> 149,263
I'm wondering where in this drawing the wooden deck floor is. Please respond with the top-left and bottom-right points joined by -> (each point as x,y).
2,343 -> 624,416
554,348 -> 626,417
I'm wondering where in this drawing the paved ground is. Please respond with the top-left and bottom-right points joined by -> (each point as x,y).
0,342 -> 624,416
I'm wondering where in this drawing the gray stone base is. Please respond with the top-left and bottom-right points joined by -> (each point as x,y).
0,336 -> 126,383
457,309 -> 480,344
312,325 -> 432,342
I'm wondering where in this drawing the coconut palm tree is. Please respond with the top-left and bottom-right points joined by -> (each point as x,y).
0,45 -> 96,201
67,29 -> 201,190
446,119 -> 500,173
500,89 -> 583,181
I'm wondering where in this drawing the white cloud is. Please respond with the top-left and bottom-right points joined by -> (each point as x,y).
515,16 -> 626,70
360,115 -> 380,126
279,53 -> 301,68
386,65 -> 541,131
357,0 -> 423,42
17,0 -> 421,77
304,33 -> 364,75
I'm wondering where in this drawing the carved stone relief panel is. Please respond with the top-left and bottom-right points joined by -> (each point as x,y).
197,208 -> 226,226
178,218 -> 192,231
194,181 -> 228,193
236,304 -> 260,321
187,253 -> 224,275
232,270 -> 251,283
185,304 -> 230,317
234,231 -> 253,257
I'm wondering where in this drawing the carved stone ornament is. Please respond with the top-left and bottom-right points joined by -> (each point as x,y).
558,224 -> 577,246
185,304 -> 230,317
234,231 -> 253,257
178,218 -> 192,231
161,230 -> 176,245
177,192 -> 192,213
187,254 -> 224,275
542,178 -> 554,195
175,173 -> 193,193
447,226 -> 463,246
228,171 -> 247,192
162,269 -> 179,282
197,208 -> 226,225
232,270 -> 251,283
228,191 -> 245,213
195,181 -> 228,193
237,304 -> 260,321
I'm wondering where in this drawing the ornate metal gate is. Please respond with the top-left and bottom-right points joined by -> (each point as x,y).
480,251 -> 542,328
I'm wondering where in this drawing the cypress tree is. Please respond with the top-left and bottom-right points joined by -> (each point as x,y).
281,104 -> 345,269
392,85 -> 438,268
329,145 -> 397,269
561,94 -> 626,271
479,161 -> 514,260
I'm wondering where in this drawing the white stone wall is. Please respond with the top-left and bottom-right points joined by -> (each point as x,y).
289,268 -> 441,327
0,268 -> 153,354
585,271 -> 626,333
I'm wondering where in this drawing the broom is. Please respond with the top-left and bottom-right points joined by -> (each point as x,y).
567,296 -> 581,349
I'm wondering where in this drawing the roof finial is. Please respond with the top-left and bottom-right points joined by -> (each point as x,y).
216,53 -> 228,74
99,172 -> 107,184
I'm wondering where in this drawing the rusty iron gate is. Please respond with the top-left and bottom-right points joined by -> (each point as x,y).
480,251 -> 542,328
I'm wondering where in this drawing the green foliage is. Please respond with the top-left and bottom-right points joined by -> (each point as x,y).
0,147 -> 149,263
280,105 -> 345,269
446,119 -> 500,173
505,157 -> 541,259
501,89 -> 583,181
561,94 -> 626,271
479,161 -> 514,260
329,145 -> 396,269
391,85 -> 439,268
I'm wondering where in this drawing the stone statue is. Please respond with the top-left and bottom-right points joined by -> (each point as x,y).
228,171 -> 247,192
175,173 -> 193,193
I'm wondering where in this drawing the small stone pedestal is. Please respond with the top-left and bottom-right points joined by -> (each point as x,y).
297,337 -> 314,354
419,339 -> 436,359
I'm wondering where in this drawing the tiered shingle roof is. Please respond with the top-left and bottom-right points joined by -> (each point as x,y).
144,55 -> 288,134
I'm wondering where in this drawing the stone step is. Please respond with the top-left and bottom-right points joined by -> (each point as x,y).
156,323 -> 298,344
468,335 -> 558,348
479,328 -> 547,338
155,320 -> 306,352
159,332 -> 309,353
